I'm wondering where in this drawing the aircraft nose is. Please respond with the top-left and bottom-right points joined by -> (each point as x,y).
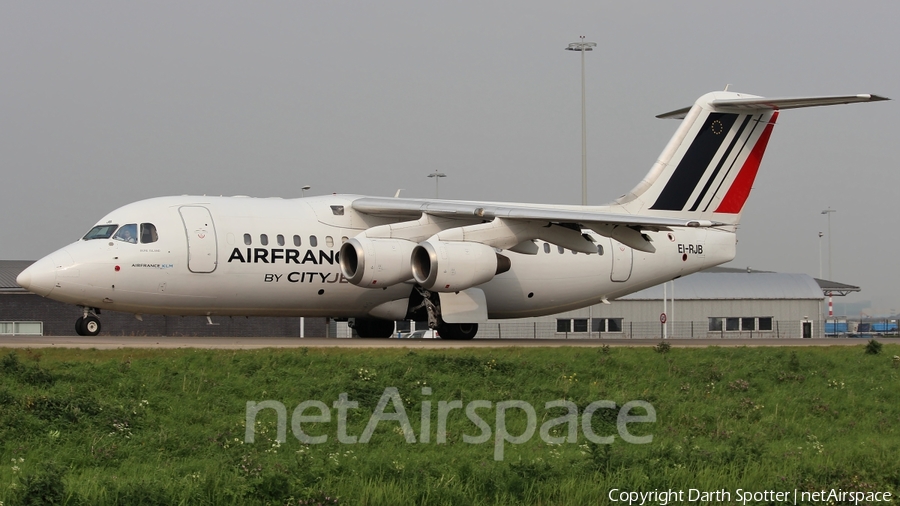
17,255 -> 60,297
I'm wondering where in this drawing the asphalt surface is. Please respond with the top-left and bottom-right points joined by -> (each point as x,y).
0,336 -> 887,349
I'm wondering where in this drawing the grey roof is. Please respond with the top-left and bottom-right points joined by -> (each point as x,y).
0,260 -> 33,292
622,270 -> 825,301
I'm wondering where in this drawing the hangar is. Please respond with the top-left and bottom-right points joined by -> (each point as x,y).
1,261 -> 854,338
475,267 -> 857,339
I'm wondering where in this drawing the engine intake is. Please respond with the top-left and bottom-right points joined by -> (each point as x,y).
339,238 -> 416,288
411,241 -> 510,292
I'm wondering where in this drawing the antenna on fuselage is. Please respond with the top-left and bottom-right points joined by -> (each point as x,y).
394,189 -> 404,198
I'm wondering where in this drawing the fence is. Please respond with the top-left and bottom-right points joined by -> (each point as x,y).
0,321 -> 43,336
474,320 -> 840,339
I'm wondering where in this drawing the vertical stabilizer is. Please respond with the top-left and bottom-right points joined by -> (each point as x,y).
614,91 -> 886,227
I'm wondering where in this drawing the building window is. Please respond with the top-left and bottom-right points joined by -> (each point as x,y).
573,319 -> 588,332
710,316 -> 775,332
556,319 -> 571,333
592,318 -> 623,333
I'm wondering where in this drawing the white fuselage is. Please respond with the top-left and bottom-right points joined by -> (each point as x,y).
21,195 -> 735,320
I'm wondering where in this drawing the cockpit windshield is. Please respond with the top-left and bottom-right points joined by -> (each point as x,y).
140,223 -> 158,243
82,224 -> 119,240
113,224 -> 138,244
83,222 -> 158,243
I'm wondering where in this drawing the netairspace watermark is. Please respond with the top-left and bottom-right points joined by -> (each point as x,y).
244,387 -> 656,461
609,488 -> 893,506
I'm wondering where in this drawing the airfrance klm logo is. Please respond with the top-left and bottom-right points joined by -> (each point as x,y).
245,387 -> 656,461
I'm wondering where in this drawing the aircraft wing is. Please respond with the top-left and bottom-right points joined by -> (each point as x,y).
351,197 -> 721,253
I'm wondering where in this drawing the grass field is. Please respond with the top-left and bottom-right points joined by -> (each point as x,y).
1,342 -> 898,505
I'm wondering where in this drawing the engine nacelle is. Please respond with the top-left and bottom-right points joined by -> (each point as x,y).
411,241 -> 510,292
339,238 -> 416,288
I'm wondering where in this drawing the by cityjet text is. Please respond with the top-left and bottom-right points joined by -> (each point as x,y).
244,387 -> 656,461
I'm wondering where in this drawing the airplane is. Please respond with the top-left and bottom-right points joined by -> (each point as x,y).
16,90 -> 887,339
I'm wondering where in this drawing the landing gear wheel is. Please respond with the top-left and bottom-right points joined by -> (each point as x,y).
352,318 -> 395,338
75,317 -> 86,336
82,315 -> 101,336
438,323 -> 478,340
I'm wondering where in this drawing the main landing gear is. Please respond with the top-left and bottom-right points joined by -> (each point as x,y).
75,307 -> 102,336
410,286 -> 478,340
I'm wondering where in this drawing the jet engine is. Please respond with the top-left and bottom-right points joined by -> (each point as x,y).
411,241 -> 510,292
339,238 -> 416,288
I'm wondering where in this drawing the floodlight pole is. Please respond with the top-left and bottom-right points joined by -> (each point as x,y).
566,36 -> 596,206
822,208 -> 836,320
427,171 -> 446,198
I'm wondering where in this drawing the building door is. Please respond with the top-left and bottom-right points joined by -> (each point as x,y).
610,239 -> 633,282
179,206 -> 218,273
802,320 -> 813,338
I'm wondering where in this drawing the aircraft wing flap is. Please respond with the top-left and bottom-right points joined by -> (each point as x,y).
352,197 -> 720,230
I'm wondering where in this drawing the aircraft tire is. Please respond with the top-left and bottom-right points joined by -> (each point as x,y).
75,317 -> 86,336
82,315 -> 102,336
354,318 -> 395,338
438,323 -> 478,340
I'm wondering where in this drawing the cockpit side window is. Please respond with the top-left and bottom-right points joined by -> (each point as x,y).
83,224 -> 119,240
113,224 -> 138,244
140,223 -> 158,244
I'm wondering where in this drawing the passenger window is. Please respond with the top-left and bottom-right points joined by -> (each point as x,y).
140,223 -> 158,244
341,236 -> 349,243
326,236 -> 334,247
293,235 -> 301,247
557,245 -> 564,254
543,243 -> 550,254
260,234 -> 269,246
597,244 -> 604,255
309,235 -> 318,247
83,224 -> 119,240
113,224 -> 138,244
244,234 -> 252,246
277,234 -> 285,246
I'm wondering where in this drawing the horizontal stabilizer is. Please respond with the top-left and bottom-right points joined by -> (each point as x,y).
657,93 -> 889,119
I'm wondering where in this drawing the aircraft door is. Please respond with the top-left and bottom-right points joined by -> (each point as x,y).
179,206 -> 218,273
610,239 -> 633,282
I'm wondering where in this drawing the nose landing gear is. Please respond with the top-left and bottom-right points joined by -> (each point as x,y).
75,307 -> 102,336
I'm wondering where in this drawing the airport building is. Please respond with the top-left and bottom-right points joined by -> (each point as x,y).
476,267 -> 855,339
1,261 -> 854,339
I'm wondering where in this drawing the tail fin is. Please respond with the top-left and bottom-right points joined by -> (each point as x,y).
615,91 -> 887,226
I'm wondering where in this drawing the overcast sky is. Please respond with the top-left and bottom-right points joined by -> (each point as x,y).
2,2 -> 897,315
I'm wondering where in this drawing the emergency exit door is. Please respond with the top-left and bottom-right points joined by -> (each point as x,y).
179,206 -> 218,273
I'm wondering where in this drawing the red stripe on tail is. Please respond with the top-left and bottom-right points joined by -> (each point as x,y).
715,112 -> 779,214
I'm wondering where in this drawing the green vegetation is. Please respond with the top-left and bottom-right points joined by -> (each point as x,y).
1,344 -> 898,505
